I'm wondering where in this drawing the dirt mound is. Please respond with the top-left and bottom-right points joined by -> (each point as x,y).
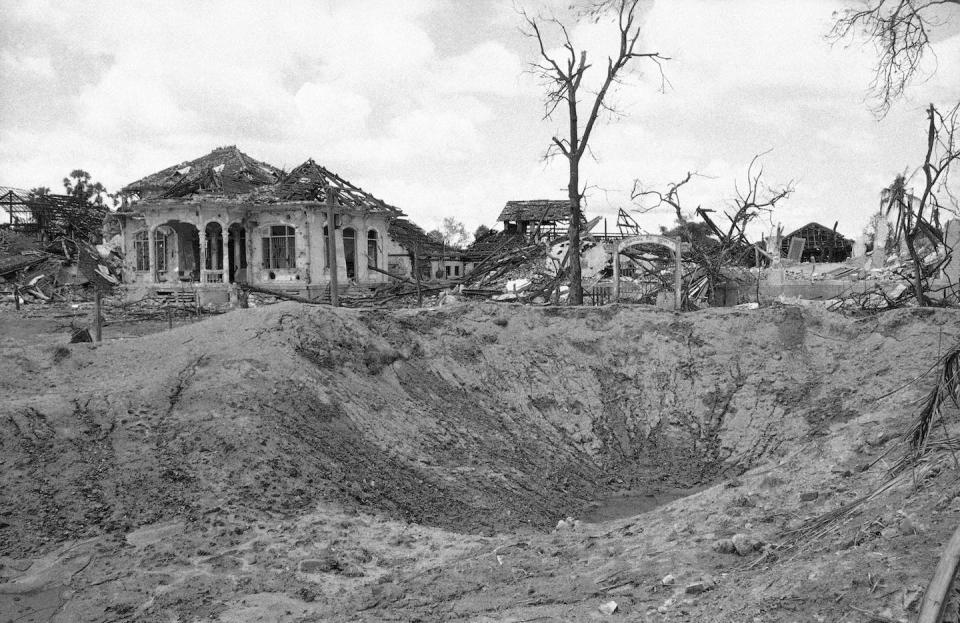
0,302 -> 949,557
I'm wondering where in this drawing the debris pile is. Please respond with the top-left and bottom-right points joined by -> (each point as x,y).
0,229 -> 122,305
826,245 -> 954,311
461,236 -> 546,300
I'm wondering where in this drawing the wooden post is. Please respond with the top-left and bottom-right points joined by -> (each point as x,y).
326,190 -> 339,307
93,288 -> 102,342
612,241 -> 621,303
13,284 -> 19,311
919,521 -> 960,622
167,306 -> 173,330
674,237 -> 682,312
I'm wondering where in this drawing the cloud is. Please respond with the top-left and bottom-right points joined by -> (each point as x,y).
433,41 -> 529,96
1,51 -> 55,79
1,0 -> 958,240
294,82 -> 372,142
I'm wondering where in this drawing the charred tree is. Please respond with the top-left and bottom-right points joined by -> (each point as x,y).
523,0 -> 667,305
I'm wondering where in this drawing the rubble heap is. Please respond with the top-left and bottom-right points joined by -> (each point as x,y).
0,229 -> 122,305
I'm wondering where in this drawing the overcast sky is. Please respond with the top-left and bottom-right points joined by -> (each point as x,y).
1,0 -> 959,239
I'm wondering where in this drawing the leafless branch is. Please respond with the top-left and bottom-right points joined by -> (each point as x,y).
726,152 -> 795,243
829,0 -> 959,117
631,171 -> 702,219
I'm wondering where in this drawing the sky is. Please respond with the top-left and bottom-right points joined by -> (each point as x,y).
1,0 -> 959,241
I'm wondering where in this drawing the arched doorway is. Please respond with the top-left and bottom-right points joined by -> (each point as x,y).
155,220 -> 200,282
613,235 -> 683,309
343,227 -> 356,279
227,223 -> 247,283
205,222 -> 223,282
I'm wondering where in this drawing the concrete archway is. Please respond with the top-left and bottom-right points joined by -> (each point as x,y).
612,235 -> 683,308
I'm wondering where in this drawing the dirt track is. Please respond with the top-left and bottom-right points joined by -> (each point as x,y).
1,301 -> 958,621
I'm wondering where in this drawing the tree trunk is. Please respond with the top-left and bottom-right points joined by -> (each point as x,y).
904,232 -> 927,306
568,155 -> 584,305
567,82 -> 584,306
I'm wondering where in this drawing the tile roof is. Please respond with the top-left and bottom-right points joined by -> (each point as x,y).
497,199 -> 571,223
122,145 -> 283,198
122,148 -> 408,218
269,159 -> 402,215
387,218 -> 446,256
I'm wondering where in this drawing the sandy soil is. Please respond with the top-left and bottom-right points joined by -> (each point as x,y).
0,299 -> 957,622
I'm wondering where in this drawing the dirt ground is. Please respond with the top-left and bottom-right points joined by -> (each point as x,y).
1,299 -> 958,622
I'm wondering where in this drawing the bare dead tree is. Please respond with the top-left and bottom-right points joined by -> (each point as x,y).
884,102 -> 960,304
722,153 -> 795,246
628,157 -> 792,305
631,171 -> 700,222
522,0 -> 668,305
830,0 -> 960,117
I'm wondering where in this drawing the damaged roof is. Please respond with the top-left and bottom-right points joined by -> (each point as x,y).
122,145 -> 283,199
269,159 -> 402,215
387,218 -> 444,256
0,186 -> 31,202
497,200 -> 571,223
463,230 -> 525,261
783,222 -> 853,242
122,148 -> 408,217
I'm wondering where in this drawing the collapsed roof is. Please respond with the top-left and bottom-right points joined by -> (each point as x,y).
121,145 -> 283,199
463,230 -> 526,262
120,146 -> 469,256
2,186 -> 107,242
387,218 -> 454,257
270,159 -> 402,215
121,147 -> 407,218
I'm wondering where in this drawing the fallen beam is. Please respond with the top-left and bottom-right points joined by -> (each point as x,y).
367,264 -> 417,285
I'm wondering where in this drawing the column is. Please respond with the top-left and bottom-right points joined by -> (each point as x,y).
221,229 -> 229,281
198,227 -> 207,282
148,226 -> 157,282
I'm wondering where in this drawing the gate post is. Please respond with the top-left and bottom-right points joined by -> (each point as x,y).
612,241 -> 621,303
674,236 -> 682,311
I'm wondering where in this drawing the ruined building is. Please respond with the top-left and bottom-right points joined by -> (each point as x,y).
498,199 -> 572,240
779,222 -> 853,263
112,146 -> 462,301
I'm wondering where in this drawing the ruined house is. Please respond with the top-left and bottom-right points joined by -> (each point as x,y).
1,186 -> 107,243
498,200 -> 572,239
386,218 -> 469,282
112,146 -> 452,302
779,222 -> 853,263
